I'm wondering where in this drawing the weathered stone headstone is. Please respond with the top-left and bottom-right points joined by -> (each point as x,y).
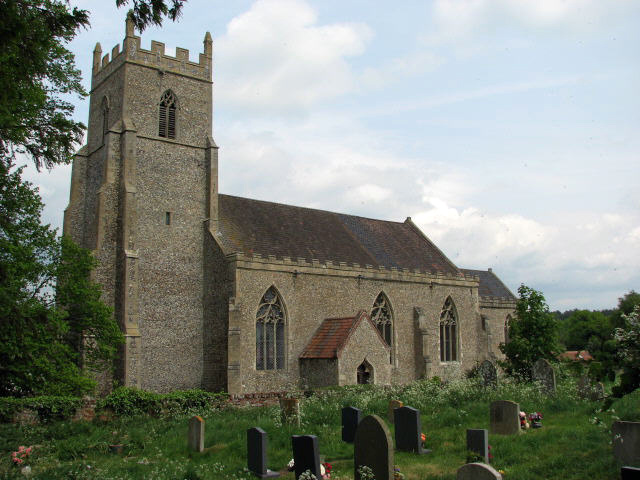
291,435 -> 320,479
247,427 -> 280,479
489,400 -> 520,435
531,358 -> 556,394
457,462 -> 503,480
342,406 -> 362,443
621,466 -> 640,480
387,399 -> 403,423
467,429 -> 489,463
394,406 -> 431,454
188,415 -> 205,452
479,360 -> 498,388
279,397 -> 300,426
578,375 -> 605,401
354,415 -> 393,480
613,421 -> 640,467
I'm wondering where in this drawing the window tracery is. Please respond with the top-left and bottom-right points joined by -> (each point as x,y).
439,296 -> 458,362
371,292 -> 392,346
256,286 -> 285,370
158,90 -> 176,139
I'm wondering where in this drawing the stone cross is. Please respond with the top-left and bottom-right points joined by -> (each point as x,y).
489,400 -> 520,435
342,406 -> 362,443
188,415 -> 205,452
613,421 -> 640,466
394,406 -> 431,454
467,429 -> 489,463
354,415 -> 393,480
387,399 -> 403,423
457,462 -> 503,480
531,358 -> 556,394
291,435 -> 320,480
247,427 -> 280,478
478,360 -> 497,388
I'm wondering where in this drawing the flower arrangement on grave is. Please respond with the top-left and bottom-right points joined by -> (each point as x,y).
288,459 -> 295,471
488,444 -> 493,461
357,465 -> 376,480
393,465 -> 405,479
420,432 -> 426,447
528,411 -> 543,428
11,446 -> 33,466
519,411 -> 530,429
298,470 -> 317,480
321,462 -> 332,479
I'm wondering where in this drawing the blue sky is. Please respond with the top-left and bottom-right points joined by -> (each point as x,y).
25,0 -> 640,310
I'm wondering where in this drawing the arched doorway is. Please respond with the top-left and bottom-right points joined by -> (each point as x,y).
357,361 -> 373,384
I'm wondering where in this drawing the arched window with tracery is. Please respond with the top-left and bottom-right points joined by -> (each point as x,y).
504,314 -> 512,345
101,96 -> 109,143
371,292 -> 393,346
158,90 -> 176,139
439,296 -> 458,362
256,286 -> 285,370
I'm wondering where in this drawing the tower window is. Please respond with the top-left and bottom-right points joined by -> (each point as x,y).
159,90 -> 176,139
101,96 -> 109,143
165,212 -> 171,225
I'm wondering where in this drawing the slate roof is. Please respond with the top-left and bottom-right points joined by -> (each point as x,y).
460,268 -> 516,301
299,311 -> 388,359
217,194 -> 460,276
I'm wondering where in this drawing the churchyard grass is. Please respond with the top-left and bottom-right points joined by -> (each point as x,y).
1,378 -> 638,479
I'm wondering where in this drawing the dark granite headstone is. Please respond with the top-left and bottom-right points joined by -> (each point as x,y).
613,421 -> 640,467
342,406 -> 362,443
457,462 -> 502,480
292,435 -> 320,480
247,427 -> 279,479
467,429 -> 489,463
479,360 -> 497,388
354,415 -> 393,480
394,406 -> 431,454
622,466 -> 640,479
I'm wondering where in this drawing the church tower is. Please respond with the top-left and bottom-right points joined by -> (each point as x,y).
64,14 -> 220,392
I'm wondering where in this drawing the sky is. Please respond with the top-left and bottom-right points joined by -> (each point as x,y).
24,0 -> 640,311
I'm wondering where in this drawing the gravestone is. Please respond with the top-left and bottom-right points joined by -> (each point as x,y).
621,466 -> 640,480
291,435 -> 320,479
394,406 -> 431,454
247,427 -> 280,478
578,375 -> 605,401
188,415 -> 205,452
280,398 -> 300,426
342,406 -> 362,443
489,400 -> 520,435
531,358 -> 556,394
467,429 -> 489,463
457,462 -> 503,480
613,421 -> 640,467
479,360 -> 497,388
354,415 -> 393,480
387,399 -> 403,423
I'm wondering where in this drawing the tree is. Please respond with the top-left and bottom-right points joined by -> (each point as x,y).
611,291 -> 640,329
499,284 -> 560,380
0,160 -> 123,396
116,0 -> 187,31
613,305 -> 640,396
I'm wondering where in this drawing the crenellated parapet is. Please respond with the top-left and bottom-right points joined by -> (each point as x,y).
479,297 -> 517,308
227,252 -> 481,287
92,12 -> 212,89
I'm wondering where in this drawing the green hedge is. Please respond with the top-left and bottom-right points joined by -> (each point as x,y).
96,387 -> 228,417
0,396 -> 82,423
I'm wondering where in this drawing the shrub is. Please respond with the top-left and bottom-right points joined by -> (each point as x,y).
0,396 -> 81,423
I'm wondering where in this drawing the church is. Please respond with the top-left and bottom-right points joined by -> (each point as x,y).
63,15 -> 516,395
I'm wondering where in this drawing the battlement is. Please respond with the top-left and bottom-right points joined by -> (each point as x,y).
228,252 -> 481,287
92,13 -> 212,87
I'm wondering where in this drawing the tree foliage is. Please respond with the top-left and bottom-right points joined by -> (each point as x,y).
613,305 -> 640,396
0,160 -> 123,396
116,0 -> 187,32
499,284 -> 559,380
0,0 -> 89,171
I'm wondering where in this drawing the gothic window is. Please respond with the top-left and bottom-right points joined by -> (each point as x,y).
256,286 -> 285,371
370,292 -> 392,346
439,296 -> 458,362
504,314 -> 512,344
101,96 -> 109,143
158,90 -> 176,139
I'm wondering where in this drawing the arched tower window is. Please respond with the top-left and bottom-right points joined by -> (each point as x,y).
256,286 -> 285,370
504,314 -> 512,345
158,90 -> 176,139
101,96 -> 109,143
439,296 -> 458,362
371,292 -> 393,346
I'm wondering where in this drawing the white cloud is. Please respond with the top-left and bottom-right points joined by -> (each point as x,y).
215,0 -> 372,113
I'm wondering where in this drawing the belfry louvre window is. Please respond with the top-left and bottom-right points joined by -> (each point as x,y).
439,296 -> 458,362
256,287 -> 285,370
371,292 -> 393,346
158,90 -> 176,139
